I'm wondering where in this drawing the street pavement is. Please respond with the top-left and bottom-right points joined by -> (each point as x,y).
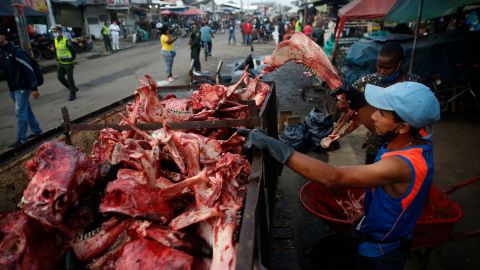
0,31 -> 273,152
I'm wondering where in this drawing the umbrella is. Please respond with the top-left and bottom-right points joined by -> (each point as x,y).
179,8 -> 207,16
160,10 -> 176,16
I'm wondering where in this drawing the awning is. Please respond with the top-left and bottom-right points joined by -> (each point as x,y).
178,7 -> 206,16
160,9 -> 177,15
287,6 -> 300,14
0,0 -> 48,17
384,0 -> 480,22
338,0 -> 397,20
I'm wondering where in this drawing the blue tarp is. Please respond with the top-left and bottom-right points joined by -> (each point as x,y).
342,31 -> 480,85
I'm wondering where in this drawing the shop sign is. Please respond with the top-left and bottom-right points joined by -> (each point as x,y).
106,0 -> 130,7
24,0 -> 48,13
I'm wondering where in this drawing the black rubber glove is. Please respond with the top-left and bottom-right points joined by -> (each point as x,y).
330,80 -> 366,111
239,129 -> 294,164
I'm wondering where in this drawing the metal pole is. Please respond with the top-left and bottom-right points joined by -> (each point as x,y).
45,0 -> 56,27
82,6 -> 90,36
11,0 -> 33,56
304,0 -> 307,23
409,0 -> 424,74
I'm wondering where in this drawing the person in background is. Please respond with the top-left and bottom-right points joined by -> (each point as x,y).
52,25 -> 78,101
303,19 -> 313,38
228,14 -> 236,45
352,42 -> 426,164
200,22 -> 214,58
242,18 -> 253,46
155,21 -> 163,40
101,22 -> 112,52
312,18 -> 325,47
0,26 -> 43,148
295,18 -> 303,32
189,23 -> 201,72
160,25 -> 177,82
240,19 -> 246,45
278,16 -> 286,43
61,26 -> 73,40
109,21 -> 120,50
242,80 -> 440,270
120,20 -> 127,39
254,17 -> 261,41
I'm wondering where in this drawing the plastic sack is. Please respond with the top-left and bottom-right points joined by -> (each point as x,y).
304,108 -> 333,149
280,124 -> 309,152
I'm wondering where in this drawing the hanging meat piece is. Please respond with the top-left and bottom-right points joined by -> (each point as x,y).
263,32 -> 343,90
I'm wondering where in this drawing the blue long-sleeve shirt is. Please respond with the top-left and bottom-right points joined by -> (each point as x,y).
0,42 -> 39,91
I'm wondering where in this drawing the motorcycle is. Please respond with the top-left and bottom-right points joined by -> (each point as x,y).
180,24 -> 191,38
133,28 -> 146,43
71,35 -> 93,53
30,33 -> 55,61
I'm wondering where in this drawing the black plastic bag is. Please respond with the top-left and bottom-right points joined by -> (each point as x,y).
304,108 -> 334,149
280,124 -> 309,152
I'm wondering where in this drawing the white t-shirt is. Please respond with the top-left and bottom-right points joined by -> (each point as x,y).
109,24 -> 120,34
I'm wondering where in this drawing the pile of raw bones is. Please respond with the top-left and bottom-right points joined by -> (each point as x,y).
0,71 -> 271,270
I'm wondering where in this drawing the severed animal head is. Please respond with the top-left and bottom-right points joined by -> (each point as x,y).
263,32 -> 343,90
21,141 -> 100,228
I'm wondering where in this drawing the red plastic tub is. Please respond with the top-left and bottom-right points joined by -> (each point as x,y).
299,181 -> 464,249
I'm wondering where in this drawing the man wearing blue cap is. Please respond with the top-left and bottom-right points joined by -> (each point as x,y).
241,81 -> 440,269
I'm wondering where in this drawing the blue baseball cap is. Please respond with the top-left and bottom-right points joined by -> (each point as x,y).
365,82 -> 440,128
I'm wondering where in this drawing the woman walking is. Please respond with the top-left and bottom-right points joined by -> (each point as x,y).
160,26 -> 177,81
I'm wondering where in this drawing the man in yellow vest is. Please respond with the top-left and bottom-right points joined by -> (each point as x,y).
51,25 -> 78,101
101,22 -> 112,52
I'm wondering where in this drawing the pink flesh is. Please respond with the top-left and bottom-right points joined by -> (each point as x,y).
161,169 -> 209,200
160,98 -> 194,122
100,179 -> 173,223
191,84 -> 229,110
170,204 -> 222,230
115,239 -> 193,270
210,220 -> 237,270
135,221 -> 189,248
152,129 -> 187,175
263,32 -> 342,90
128,75 -> 163,123
172,132 -> 201,177
72,219 -> 131,262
